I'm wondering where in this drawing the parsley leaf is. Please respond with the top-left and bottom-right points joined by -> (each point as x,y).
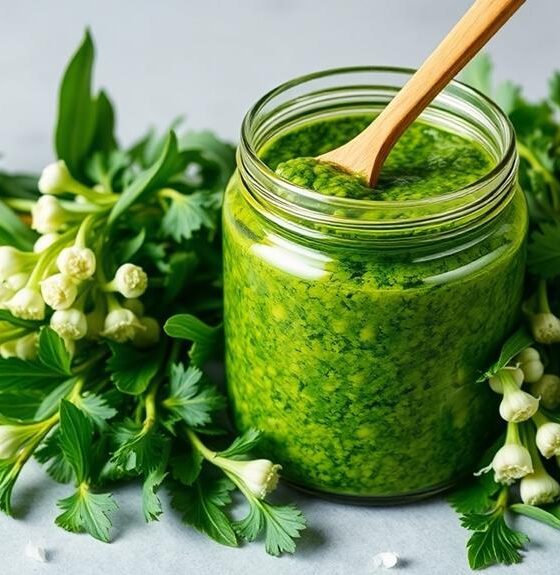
163,364 -> 224,428
170,477 -> 237,547
73,393 -> 117,429
55,488 -> 118,543
58,400 -> 92,483
528,221 -> 560,279
161,190 -> 215,242
142,466 -> 167,522
218,429 -> 262,460
107,342 -> 164,395
170,449 -> 203,486
35,432 -> 74,484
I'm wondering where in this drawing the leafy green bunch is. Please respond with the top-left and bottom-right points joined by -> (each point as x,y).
0,31 -> 305,555
450,57 -> 560,570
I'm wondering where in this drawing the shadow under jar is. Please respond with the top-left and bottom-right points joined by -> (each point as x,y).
222,67 -> 527,503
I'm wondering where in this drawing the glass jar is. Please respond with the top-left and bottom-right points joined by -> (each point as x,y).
222,67 -> 527,502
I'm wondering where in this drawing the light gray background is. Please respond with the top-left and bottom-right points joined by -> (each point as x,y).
0,1 -> 559,574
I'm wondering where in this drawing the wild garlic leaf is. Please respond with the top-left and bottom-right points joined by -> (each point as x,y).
164,314 -> 222,367
510,503 -> 560,530
161,191 -> 215,243
91,90 -> 117,154
0,458 -> 19,514
38,328 -> 72,376
0,389 -> 43,420
163,363 -> 225,428
528,221 -> 560,279
55,30 -> 97,177
218,429 -> 262,460
107,342 -> 163,395
170,449 -> 203,486
462,510 -> 528,570
111,422 -> 169,474
0,357 -> 66,391
73,393 -> 117,429
0,196 -> 36,250
477,327 -> 533,382
35,432 -> 74,484
170,477 -> 237,547
142,467 -> 167,522
235,501 -> 306,556
58,400 -> 93,484
55,488 -> 118,543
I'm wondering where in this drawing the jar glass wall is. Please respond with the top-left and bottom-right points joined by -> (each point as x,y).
222,68 -> 527,502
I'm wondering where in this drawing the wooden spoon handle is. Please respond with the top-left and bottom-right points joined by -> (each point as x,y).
321,0 -> 526,186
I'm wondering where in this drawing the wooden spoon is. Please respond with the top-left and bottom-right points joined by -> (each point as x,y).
319,0 -> 526,187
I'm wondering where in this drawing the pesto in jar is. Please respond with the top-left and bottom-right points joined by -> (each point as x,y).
223,113 -> 526,498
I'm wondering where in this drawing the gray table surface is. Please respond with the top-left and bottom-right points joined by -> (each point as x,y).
1,1 -> 559,573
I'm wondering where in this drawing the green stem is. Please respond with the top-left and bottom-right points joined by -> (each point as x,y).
518,142 -> 560,210
537,280 -> 551,314
26,227 -> 77,286
3,198 -> 35,212
505,421 -> 521,445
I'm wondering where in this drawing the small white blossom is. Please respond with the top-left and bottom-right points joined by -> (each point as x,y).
0,246 -> 34,280
102,308 -> 143,343
531,375 -> 560,410
132,316 -> 160,348
520,468 -> 560,506
530,313 -> 560,344
0,273 -> 28,304
221,458 -> 281,499
499,387 -> 539,422
50,309 -> 88,341
40,273 -> 78,310
31,195 -> 68,234
111,263 -> 148,299
38,160 -> 74,195
15,332 -> 39,361
491,443 -> 533,484
488,367 -> 523,394
535,421 -> 560,459
56,247 -> 96,280
33,232 -> 60,253
6,287 -> 45,320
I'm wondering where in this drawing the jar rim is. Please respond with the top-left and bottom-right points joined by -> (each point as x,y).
238,66 -> 518,240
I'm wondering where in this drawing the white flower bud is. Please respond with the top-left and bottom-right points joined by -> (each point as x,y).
520,359 -> 544,384
132,317 -> 160,348
499,388 -> 539,423
101,308 -> 143,343
488,367 -> 524,394
6,287 -> 45,320
40,274 -> 78,310
535,422 -> 560,459
491,443 -> 533,484
122,298 -> 145,317
15,332 -> 39,361
531,313 -> 560,344
0,273 -> 27,303
112,264 -> 148,299
50,309 -> 87,341
516,347 -> 540,363
38,160 -> 73,195
0,246 -> 35,280
221,458 -> 281,499
33,232 -> 60,254
0,422 -> 45,459
31,195 -> 67,234
520,468 -> 560,506
531,375 -> 560,410
56,247 -> 96,281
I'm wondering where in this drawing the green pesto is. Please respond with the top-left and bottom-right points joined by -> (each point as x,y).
223,114 -> 527,498
265,115 -> 494,201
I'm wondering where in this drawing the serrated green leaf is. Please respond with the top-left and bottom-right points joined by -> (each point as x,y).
163,364 -> 224,428
528,221 -> 560,279
142,467 -> 167,522
58,400 -> 92,484
34,379 -> 75,420
510,503 -> 560,530
218,429 -> 262,460
73,393 -> 117,429
169,477 -> 237,547
107,342 -> 163,395
55,30 -> 97,177
170,449 -> 203,486
55,487 -> 117,542
164,314 -> 222,367
38,328 -> 72,375
161,191 -> 215,243
35,432 -> 74,484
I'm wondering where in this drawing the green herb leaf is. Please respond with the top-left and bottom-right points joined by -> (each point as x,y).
549,71 -> 560,108
107,342 -> 163,395
38,328 -> 72,375
218,429 -> 262,460
91,90 -> 117,154
170,449 -> 203,486
73,393 -> 117,429
0,357 -> 66,391
0,458 -> 20,514
528,221 -> 560,279
0,198 -> 36,250
164,314 -> 222,367
161,191 -> 215,242
0,310 -> 41,330
462,510 -> 528,570
142,466 -> 167,522
170,477 -> 237,547
55,487 -> 118,543
510,503 -> 560,530
163,364 -> 225,428
477,327 -> 533,382
58,400 -> 92,484
55,30 -> 97,177
35,432 -> 74,484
